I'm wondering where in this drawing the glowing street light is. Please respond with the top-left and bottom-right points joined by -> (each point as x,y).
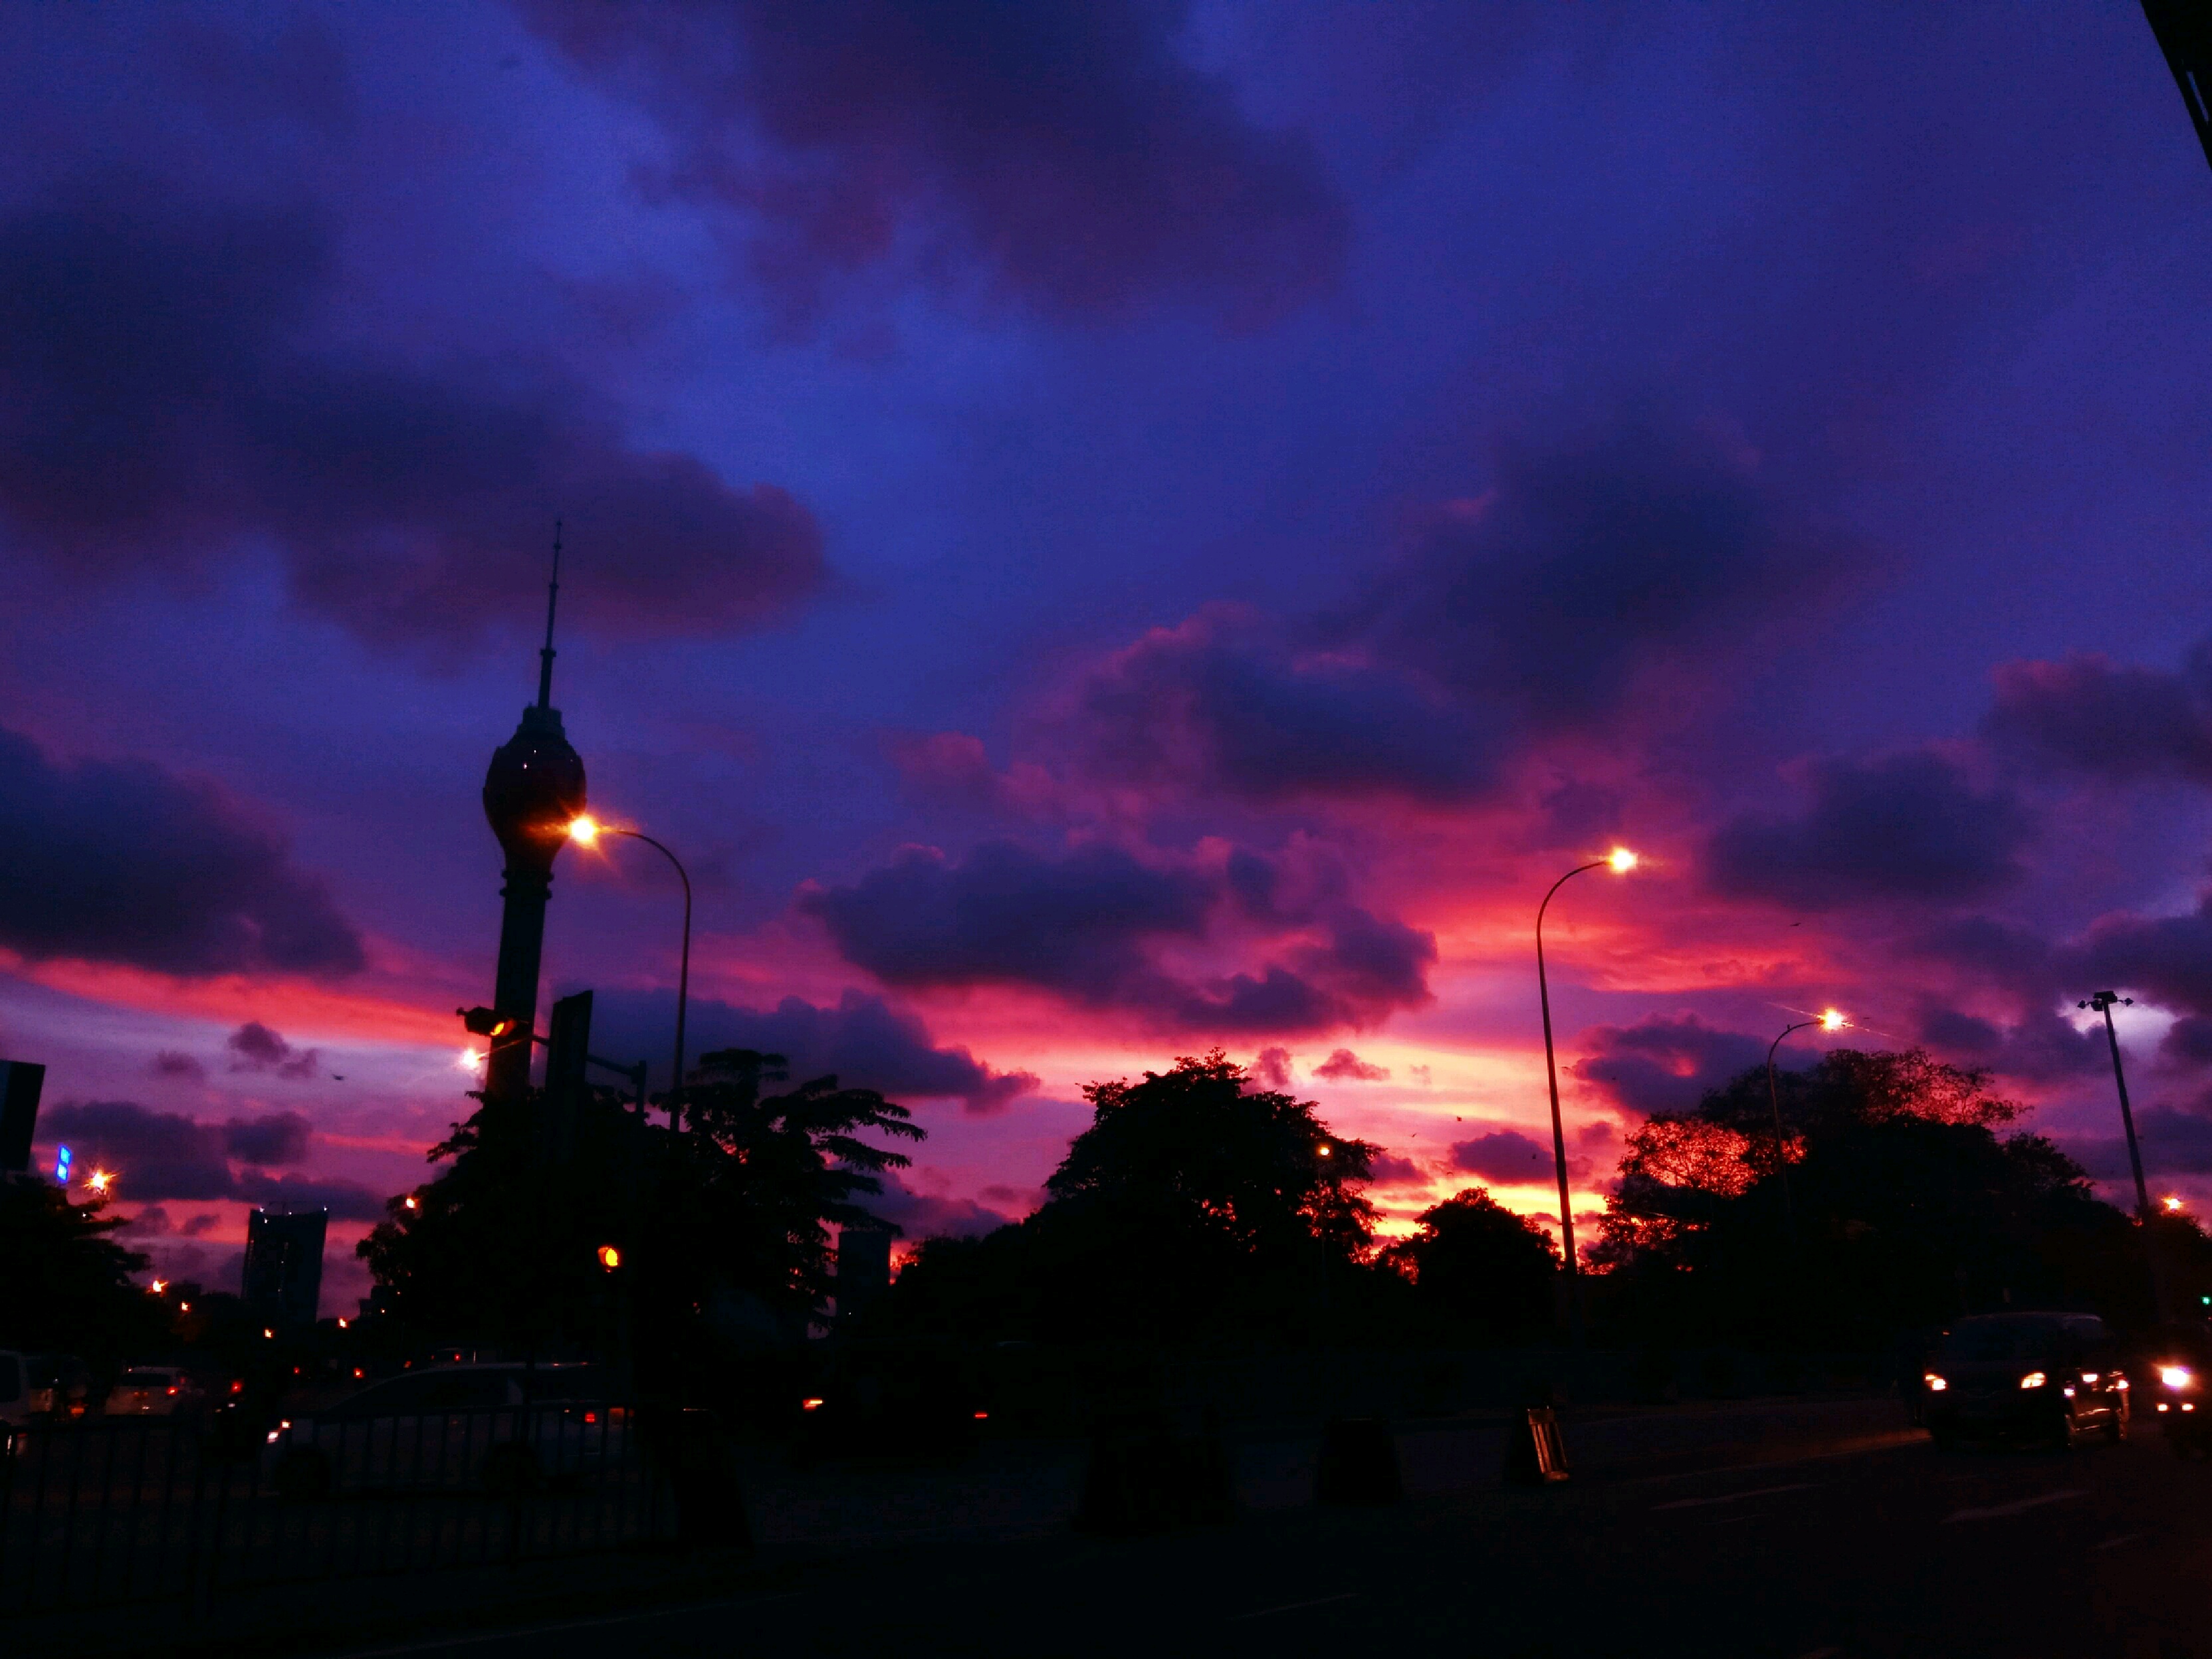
568,814 -> 693,1130
2165,1195 -> 2187,1214
1765,1009 -> 1849,1246
150,1279 -> 167,1295
1535,847 -> 1640,1343
86,1169 -> 112,1195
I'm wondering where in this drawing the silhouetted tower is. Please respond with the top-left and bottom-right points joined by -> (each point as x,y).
481,530 -> 588,1102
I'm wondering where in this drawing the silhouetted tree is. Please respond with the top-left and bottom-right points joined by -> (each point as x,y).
358,1050 -> 922,1372
0,1178 -> 163,1359
881,1051 -> 1392,1343
1591,1048 -> 2156,1347
1384,1186 -> 1559,1337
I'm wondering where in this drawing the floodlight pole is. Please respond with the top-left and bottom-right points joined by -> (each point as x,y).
2083,991 -> 2169,1321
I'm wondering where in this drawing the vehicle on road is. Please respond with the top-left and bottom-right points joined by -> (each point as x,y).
2144,1327 -> 2212,1456
1922,1313 -> 2128,1450
26,1354 -> 93,1418
102,1367 -> 205,1418
261,1362 -> 617,1499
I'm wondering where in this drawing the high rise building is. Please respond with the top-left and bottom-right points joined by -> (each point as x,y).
242,1208 -> 328,1327
481,532 -> 588,1102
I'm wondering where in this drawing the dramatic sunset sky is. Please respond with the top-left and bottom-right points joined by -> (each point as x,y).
6,3 -> 2212,1315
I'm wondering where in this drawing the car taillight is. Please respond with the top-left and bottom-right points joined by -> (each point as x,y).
584,1411 -> 598,1424
166,1386 -> 178,1396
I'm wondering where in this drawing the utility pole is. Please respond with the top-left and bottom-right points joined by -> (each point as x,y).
2081,991 -> 2169,1321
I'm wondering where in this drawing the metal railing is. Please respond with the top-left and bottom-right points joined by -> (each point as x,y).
0,1405 -> 676,1616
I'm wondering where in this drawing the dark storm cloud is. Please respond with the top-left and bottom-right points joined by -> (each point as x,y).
1983,649 -> 2212,784
802,840 -> 1434,1035
1059,415 -> 1846,807
1570,1015 -> 1767,1115
1449,1129 -> 1555,1185
1344,417 -> 1847,734
225,1022 -> 321,1079
38,1101 -> 321,1210
0,726 -> 364,978
1069,610 -> 1494,805
518,0 -> 1347,329
0,183 -> 824,648
2068,1105 -> 2212,1182
1706,750 -> 2033,911
230,1169 -> 385,1221
2072,898 -> 2212,1022
589,987 -> 1038,1112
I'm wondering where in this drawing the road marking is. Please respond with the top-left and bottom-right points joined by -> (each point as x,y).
336,1589 -> 808,1658
1941,1488 -> 2086,1524
1654,1482 -> 1815,1511
2094,1531 -> 2146,1552
1224,1592 -> 1363,1624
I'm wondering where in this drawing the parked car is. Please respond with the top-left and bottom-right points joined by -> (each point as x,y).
1922,1313 -> 2128,1450
102,1367 -> 207,1418
261,1362 -> 617,1499
25,1354 -> 92,1418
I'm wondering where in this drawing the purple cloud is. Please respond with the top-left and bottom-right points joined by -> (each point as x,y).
1571,1015 -> 1769,1115
0,726 -> 362,978
1449,1129 -> 1557,1186
225,1024 -> 322,1080
1707,750 -> 2033,911
1984,647 -> 2212,783
1314,1048 -> 1389,1082
519,0 -> 1348,330
0,181 -> 824,649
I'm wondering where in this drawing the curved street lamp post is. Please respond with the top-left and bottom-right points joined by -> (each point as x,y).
1764,1009 -> 1847,1250
570,816 -> 693,1131
1535,847 -> 1638,1346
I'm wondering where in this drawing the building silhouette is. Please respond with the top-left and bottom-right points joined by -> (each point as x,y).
242,1208 -> 328,1327
481,534 -> 588,1102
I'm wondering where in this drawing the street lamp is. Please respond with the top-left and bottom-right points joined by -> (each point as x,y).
1765,1008 -> 1847,1246
2080,991 -> 2168,1319
570,816 -> 693,1131
1535,847 -> 1638,1343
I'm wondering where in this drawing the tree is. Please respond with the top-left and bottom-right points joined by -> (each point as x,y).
1591,1048 -> 2144,1347
1384,1186 -> 1559,1337
356,1049 -> 923,1374
881,1051 -> 1390,1343
0,1178 -> 163,1359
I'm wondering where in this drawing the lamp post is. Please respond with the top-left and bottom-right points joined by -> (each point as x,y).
571,817 -> 693,1131
1536,847 -> 1638,1345
2080,991 -> 2169,1321
1764,1009 -> 1847,1248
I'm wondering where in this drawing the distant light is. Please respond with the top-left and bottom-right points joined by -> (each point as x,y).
2163,1365 -> 2193,1390
1923,1373 -> 1947,1392
2019,1371 -> 2046,1390
802,1397 -> 825,1412
53,1146 -> 70,1184
230,1381 -> 243,1394
567,815 -> 600,847
973,1411 -> 989,1420
1820,1009 -> 1848,1032
179,1303 -> 191,1313
263,1328 -> 275,1340
1316,1143 -> 1333,1159
267,1430 -> 280,1444
336,1317 -> 348,1329
87,1168 -> 112,1194
457,1048 -> 483,1071
352,1368 -> 364,1379
2165,1195 -> 2187,1213
597,1244 -> 621,1271
151,1279 -> 167,1295
1606,847 -> 1638,874
2082,1373 -> 2100,1384
404,1196 -> 419,1210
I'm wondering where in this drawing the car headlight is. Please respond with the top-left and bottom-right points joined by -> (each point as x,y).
1923,1373 -> 1947,1392
2020,1371 -> 2047,1390
265,1430 -> 280,1443
2161,1365 -> 2193,1390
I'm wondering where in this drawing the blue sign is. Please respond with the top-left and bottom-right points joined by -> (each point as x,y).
53,1145 -> 70,1185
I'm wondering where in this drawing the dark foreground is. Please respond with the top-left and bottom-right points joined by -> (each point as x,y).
319,1430 -> 2208,1659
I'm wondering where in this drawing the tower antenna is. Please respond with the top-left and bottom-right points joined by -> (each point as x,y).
536,520 -> 562,710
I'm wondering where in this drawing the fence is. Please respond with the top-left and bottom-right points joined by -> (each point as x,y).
0,1405 -> 677,1616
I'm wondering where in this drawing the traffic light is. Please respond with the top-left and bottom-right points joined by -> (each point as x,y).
457,1006 -> 516,1039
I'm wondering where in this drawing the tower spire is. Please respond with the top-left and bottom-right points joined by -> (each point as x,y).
536,520 -> 562,710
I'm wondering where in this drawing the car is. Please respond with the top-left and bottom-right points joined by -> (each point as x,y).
2142,1327 -> 2212,1456
261,1362 -> 617,1499
25,1354 -> 92,1419
1922,1312 -> 2128,1450
102,1366 -> 206,1418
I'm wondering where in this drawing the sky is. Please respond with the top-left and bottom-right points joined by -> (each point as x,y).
6,1 -> 2212,1317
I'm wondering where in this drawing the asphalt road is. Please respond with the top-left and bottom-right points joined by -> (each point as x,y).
332,1430 -> 2212,1659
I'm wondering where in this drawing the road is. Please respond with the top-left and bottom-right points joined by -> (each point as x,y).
331,1429 -> 2212,1659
